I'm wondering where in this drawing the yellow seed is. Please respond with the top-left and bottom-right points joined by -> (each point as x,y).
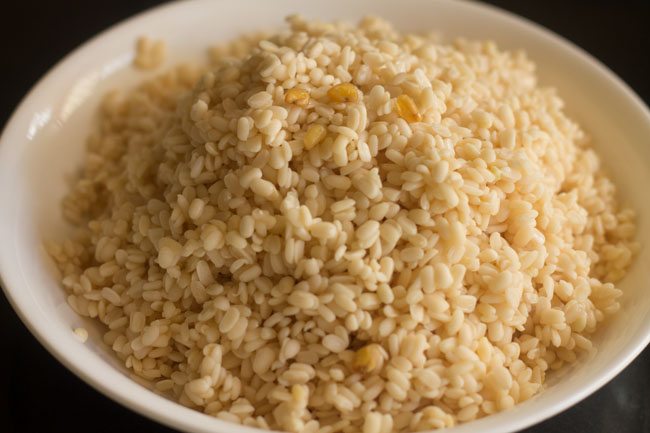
395,94 -> 422,123
291,384 -> 307,402
284,88 -> 310,107
327,83 -> 359,103
353,343 -> 385,373
304,124 -> 327,150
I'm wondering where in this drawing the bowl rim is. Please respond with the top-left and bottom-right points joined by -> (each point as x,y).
1,0 -> 650,432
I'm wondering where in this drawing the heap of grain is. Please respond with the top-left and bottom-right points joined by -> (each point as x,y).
48,16 -> 637,433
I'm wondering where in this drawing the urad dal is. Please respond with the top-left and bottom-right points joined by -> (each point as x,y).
47,16 -> 638,433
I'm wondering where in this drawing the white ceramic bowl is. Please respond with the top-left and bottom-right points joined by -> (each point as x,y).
1,1 -> 649,432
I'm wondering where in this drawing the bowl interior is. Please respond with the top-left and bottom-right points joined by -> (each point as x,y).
1,1 -> 649,432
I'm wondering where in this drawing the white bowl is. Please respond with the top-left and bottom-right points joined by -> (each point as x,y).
1,0 -> 649,432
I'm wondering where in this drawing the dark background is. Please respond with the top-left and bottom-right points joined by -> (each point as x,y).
0,1 -> 648,432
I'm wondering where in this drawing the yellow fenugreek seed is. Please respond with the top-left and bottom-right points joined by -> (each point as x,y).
395,94 -> 422,123
284,88 -> 310,107
291,384 -> 307,402
304,124 -> 327,150
327,82 -> 359,103
353,343 -> 385,373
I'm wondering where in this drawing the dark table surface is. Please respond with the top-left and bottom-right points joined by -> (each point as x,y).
1,1 -> 649,432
